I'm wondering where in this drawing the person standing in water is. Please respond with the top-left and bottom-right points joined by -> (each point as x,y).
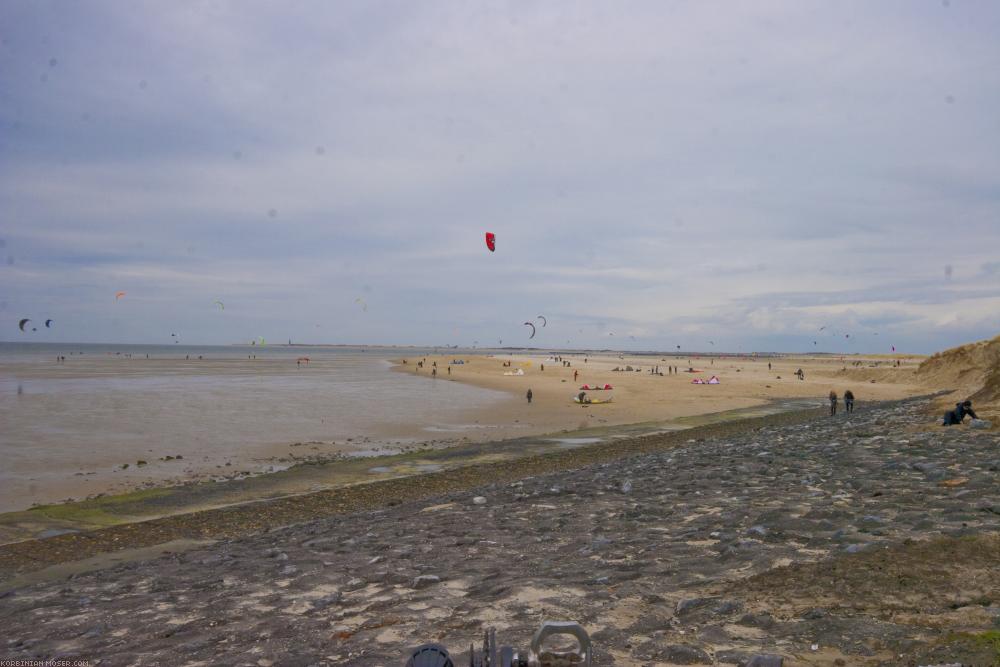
829,390 -> 838,416
526,388 -> 533,404
844,389 -> 855,413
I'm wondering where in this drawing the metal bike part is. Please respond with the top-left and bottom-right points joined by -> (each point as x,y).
528,621 -> 592,667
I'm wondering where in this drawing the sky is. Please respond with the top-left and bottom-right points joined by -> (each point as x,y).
2,0 -> 999,354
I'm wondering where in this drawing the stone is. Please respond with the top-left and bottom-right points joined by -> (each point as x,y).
343,577 -> 367,591
472,496 -> 487,505
664,644 -> 712,664
311,592 -> 342,610
969,418 -> 991,429
742,655 -> 784,667
676,597 -> 718,615
412,575 -> 441,589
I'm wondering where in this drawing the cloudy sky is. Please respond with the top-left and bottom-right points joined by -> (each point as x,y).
2,0 -> 999,353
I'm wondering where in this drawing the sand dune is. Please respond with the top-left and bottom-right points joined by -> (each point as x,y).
917,333 -> 1000,414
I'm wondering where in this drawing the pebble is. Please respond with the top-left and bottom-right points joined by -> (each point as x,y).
412,575 -> 441,589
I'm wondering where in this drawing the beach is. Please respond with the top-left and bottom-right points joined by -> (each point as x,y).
394,351 -> 927,435
0,340 -> 998,665
1,344 -> 925,516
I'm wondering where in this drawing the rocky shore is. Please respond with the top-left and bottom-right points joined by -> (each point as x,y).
2,397 -> 999,666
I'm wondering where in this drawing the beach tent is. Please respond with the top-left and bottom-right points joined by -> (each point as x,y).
692,378 -> 706,384
707,376 -> 720,384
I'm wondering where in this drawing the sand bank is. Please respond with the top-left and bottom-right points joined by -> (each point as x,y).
394,351 -> 927,434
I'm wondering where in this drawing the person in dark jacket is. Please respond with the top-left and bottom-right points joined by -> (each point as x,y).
844,389 -> 855,413
829,391 -> 838,416
942,400 -> 977,426
526,388 -> 533,404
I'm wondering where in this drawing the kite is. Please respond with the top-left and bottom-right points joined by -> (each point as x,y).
524,322 -> 536,339
355,298 -> 367,312
819,326 -> 827,331
18,318 -> 30,331
45,319 -> 53,328
537,315 -> 547,327
214,301 -> 224,310
115,291 -> 126,301
891,345 -> 896,352
708,340 -> 715,346
485,232 -> 496,252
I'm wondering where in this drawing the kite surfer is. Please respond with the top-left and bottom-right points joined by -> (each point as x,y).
844,389 -> 855,413
942,400 -> 977,426
829,391 -> 838,416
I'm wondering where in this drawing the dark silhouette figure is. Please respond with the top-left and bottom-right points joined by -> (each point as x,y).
829,391 -> 838,416
526,388 -> 533,404
942,400 -> 977,426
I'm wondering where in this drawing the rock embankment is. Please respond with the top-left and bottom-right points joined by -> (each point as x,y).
1,398 -> 998,666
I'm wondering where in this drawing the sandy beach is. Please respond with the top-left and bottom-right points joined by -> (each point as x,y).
394,351 -> 928,435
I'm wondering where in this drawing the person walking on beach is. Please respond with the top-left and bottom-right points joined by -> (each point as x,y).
844,389 -> 855,413
447,366 -> 451,375
431,367 -> 437,378
573,370 -> 578,382
829,390 -> 838,416
526,388 -> 533,404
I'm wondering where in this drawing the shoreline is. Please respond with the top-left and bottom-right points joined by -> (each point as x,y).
0,395 -> 827,548
0,401 -> 833,583
1,348 -> 926,512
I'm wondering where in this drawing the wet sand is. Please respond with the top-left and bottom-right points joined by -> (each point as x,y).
0,351 -> 516,512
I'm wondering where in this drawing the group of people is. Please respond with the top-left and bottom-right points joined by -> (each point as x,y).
828,390 -> 855,415
829,390 -> 981,426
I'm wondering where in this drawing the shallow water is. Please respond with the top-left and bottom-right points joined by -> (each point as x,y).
0,343 -> 513,512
